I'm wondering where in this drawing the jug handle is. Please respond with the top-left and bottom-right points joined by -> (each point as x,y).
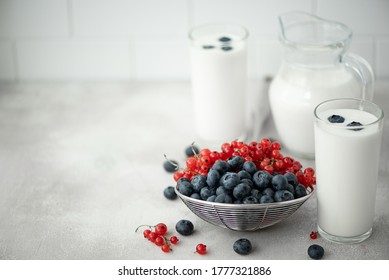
342,53 -> 375,101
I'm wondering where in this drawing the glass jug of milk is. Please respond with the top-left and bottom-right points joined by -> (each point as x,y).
269,11 -> 374,159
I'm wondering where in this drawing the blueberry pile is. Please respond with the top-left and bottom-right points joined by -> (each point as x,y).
176,156 -> 307,204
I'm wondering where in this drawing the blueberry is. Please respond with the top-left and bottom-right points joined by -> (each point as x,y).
177,181 -> 193,196
216,186 -> 231,196
211,160 -> 230,175
243,161 -> 257,175
252,170 -> 273,190
191,174 -> 208,193
202,45 -> 215,49
295,184 -> 307,198
219,36 -> 232,42
221,46 -> 233,51
185,145 -> 200,157
238,170 -> 251,180
240,178 -> 254,188
206,169 -> 220,188
260,195 -> 274,204
190,193 -> 201,200
163,160 -> 178,173
251,189 -> 262,201
207,195 -> 217,202
177,177 -> 190,187
242,196 -> 259,204
284,172 -> 298,186
232,182 -> 251,200
163,186 -> 177,200
272,174 -> 288,191
215,193 -> 233,203
274,190 -> 294,202
328,114 -> 345,123
308,244 -> 324,260
347,121 -> 364,131
220,172 -> 240,190
228,156 -> 244,171
286,183 -> 295,195
233,238 -> 252,255
200,186 -> 216,200
262,187 -> 274,197
175,219 -> 194,236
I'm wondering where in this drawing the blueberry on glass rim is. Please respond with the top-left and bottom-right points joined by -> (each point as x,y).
347,121 -> 364,131
221,46 -> 233,51
219,36 -> 232,42
327,114 -> 345,123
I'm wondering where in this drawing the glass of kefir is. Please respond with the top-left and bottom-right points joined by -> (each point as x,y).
189,23 -> 249,143
314,98 -> 384,243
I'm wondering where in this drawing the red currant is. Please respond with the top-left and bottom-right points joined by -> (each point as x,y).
170,236 -> 179,245
143,229 -> 151,239
196,243 -> 207,255
264,164 -> 274,174
200,148 -> 211,157
209,151 -> 220,162
173,171 -> 183,182
271,141 -> 281,151
155,223 -> 168,236
261,138 -> 271,149
221,143 -> 233,156
148,232 -> 158,243
310,231 -> 318,240
161,244 -> 171,253
154,236 -> 165,246
186,157 -> 198,170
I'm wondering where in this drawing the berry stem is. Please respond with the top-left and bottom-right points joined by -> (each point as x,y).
163,154 -> 179,171
135,224 -> 153,233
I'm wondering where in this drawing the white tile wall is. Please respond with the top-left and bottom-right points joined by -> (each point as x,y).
0,42 -> 15,79
0,0 -> 388,81
16,41 -> 132,80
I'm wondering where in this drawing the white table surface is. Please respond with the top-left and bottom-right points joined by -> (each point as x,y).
0,80 -> 388,260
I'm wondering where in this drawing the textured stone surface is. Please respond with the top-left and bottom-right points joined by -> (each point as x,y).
0,81 -> 388,260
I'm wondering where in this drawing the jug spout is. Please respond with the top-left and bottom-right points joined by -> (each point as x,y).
279,11 -> 353,53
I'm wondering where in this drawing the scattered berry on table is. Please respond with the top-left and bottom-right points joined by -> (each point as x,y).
310,231 -> 318,240
308,244 -> 324,260
196,243 -> 207,255
170,236 -> 179,245
175,219 -> 194,236
163,186 -> 177,200
161,243 -> 171,253
233,238 -> 252,255
163,159 -> 179,173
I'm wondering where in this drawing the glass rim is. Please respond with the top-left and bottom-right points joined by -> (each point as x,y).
188,23 -> 249,42
279,11 -> 353,50
314,98 -> 384,129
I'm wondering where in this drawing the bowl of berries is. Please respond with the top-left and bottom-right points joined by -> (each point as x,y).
172,138 -> 315,231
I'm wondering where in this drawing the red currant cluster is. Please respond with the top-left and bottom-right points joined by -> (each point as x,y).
173,138 -> 316,188
136,223 -> 179,253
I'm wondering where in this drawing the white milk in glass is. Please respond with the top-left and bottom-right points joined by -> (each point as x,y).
314,103 -> 383,243
189,24 -> 248,142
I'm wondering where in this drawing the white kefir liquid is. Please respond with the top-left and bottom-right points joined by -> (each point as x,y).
190,34 -> 247,141
315,108 -> 382,238
269,65 -> 360,158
